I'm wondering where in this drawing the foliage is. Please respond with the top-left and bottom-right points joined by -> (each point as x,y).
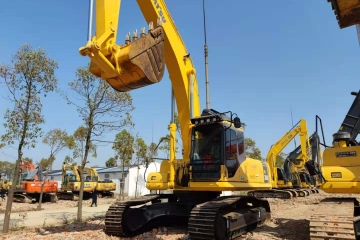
275,152 -> 288,168
0,43 -> 58,233
42,128 -> 75,169
64,65 -> 134,222
38,158 -> 53,170
158,134 -> 178,158
174,112 -> 182,148
244,137 -> 262,160
0,161 -> 15,178
135,137 -> 148,165
22,157 -> 33,163
113,130 -> 135,167
147,142 -> 158,162
105,157 -> 116,167
71,126 -> 97,161
113,129 -> 134,200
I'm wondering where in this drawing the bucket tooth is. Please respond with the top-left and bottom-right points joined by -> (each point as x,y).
132,29 -> 138,41
125,32 -> 131,45
140,27 -> 146,37
148,21 -> 154,31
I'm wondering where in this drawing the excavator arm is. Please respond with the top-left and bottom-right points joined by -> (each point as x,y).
79,0 -> 201,158
266,119 -> 309,186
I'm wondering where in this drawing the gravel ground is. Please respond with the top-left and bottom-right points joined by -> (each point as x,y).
1,191 -> 359,240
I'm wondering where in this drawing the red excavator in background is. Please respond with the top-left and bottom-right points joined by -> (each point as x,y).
13,161 -> 58,203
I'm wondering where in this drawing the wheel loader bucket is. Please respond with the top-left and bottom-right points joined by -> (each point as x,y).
328,0 -> 360,28
88,24 -> 165,92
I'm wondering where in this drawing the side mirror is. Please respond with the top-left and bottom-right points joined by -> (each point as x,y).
233,117 -> 241,128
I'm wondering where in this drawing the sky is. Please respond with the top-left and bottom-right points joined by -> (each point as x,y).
0,0 -> 359,170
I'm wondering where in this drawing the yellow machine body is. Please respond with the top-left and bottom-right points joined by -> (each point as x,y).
320,145 -> 360,194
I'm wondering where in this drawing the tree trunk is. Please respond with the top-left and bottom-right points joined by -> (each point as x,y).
2,155 -> 22,233
37,171 -> 48,210
77,127 -> 91,222
77,169 -> 85,222
121,164 -> 125,201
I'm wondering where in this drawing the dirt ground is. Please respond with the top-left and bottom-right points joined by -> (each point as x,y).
1,191 -> 359,240
0,196 -> 119,213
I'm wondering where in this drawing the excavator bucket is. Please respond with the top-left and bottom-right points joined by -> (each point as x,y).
81,23 -> 165,93
327,0 -> 360,28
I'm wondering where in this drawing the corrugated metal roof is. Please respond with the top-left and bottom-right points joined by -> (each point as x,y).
96,167 -> 129,173
48,170 -> 72,176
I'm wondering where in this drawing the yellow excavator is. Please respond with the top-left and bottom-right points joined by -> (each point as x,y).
0,178 -> 12,193
285,133 -> 321,192
247,118 -> 314,199
57,163 -> 115,200
306,91 -> 360,240
79,0 -> 273,239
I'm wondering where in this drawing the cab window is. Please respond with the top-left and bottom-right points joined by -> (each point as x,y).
225,128 -> 238,178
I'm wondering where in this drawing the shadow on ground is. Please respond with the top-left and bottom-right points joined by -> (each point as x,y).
252,218 -> 310,240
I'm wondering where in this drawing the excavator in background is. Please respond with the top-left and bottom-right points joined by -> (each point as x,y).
13,159 -> 37,190
79,0 -> 273,239
13,164 -> 58,203
57,163 -> 115,201
0,178 -> 12,193
286,132 -> 322,190
247,118 -> 315,198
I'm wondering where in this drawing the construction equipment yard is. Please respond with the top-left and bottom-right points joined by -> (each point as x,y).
0,191 -> 357,240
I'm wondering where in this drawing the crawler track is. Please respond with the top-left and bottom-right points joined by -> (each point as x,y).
188,196 -> 270,240
309,197 -> 356,240
104,194 -> 270,239
105,194 -> 160,236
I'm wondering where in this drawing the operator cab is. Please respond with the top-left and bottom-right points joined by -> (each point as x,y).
190,109 -> 244,181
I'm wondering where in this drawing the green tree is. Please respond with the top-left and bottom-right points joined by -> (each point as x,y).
134,137 -> 148,197
0,161 -> 16,179
245,137 -> 262,160
42,128 -> 75,170
159,134 -> 178,159
0,43 -> 58,233
135,137 -> 148,165
147,142 -> 158,162
64,65 -> 134,222
113,130 -> 135,200
72,126 -> 97,161
105,157 -> 117,167
174,112 -> 183,153
275,152 -> 288,168
22,157 -> 33,163
38,158 -> 53,170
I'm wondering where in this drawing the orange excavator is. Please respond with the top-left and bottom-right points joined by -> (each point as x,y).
13,160 -> 58,203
